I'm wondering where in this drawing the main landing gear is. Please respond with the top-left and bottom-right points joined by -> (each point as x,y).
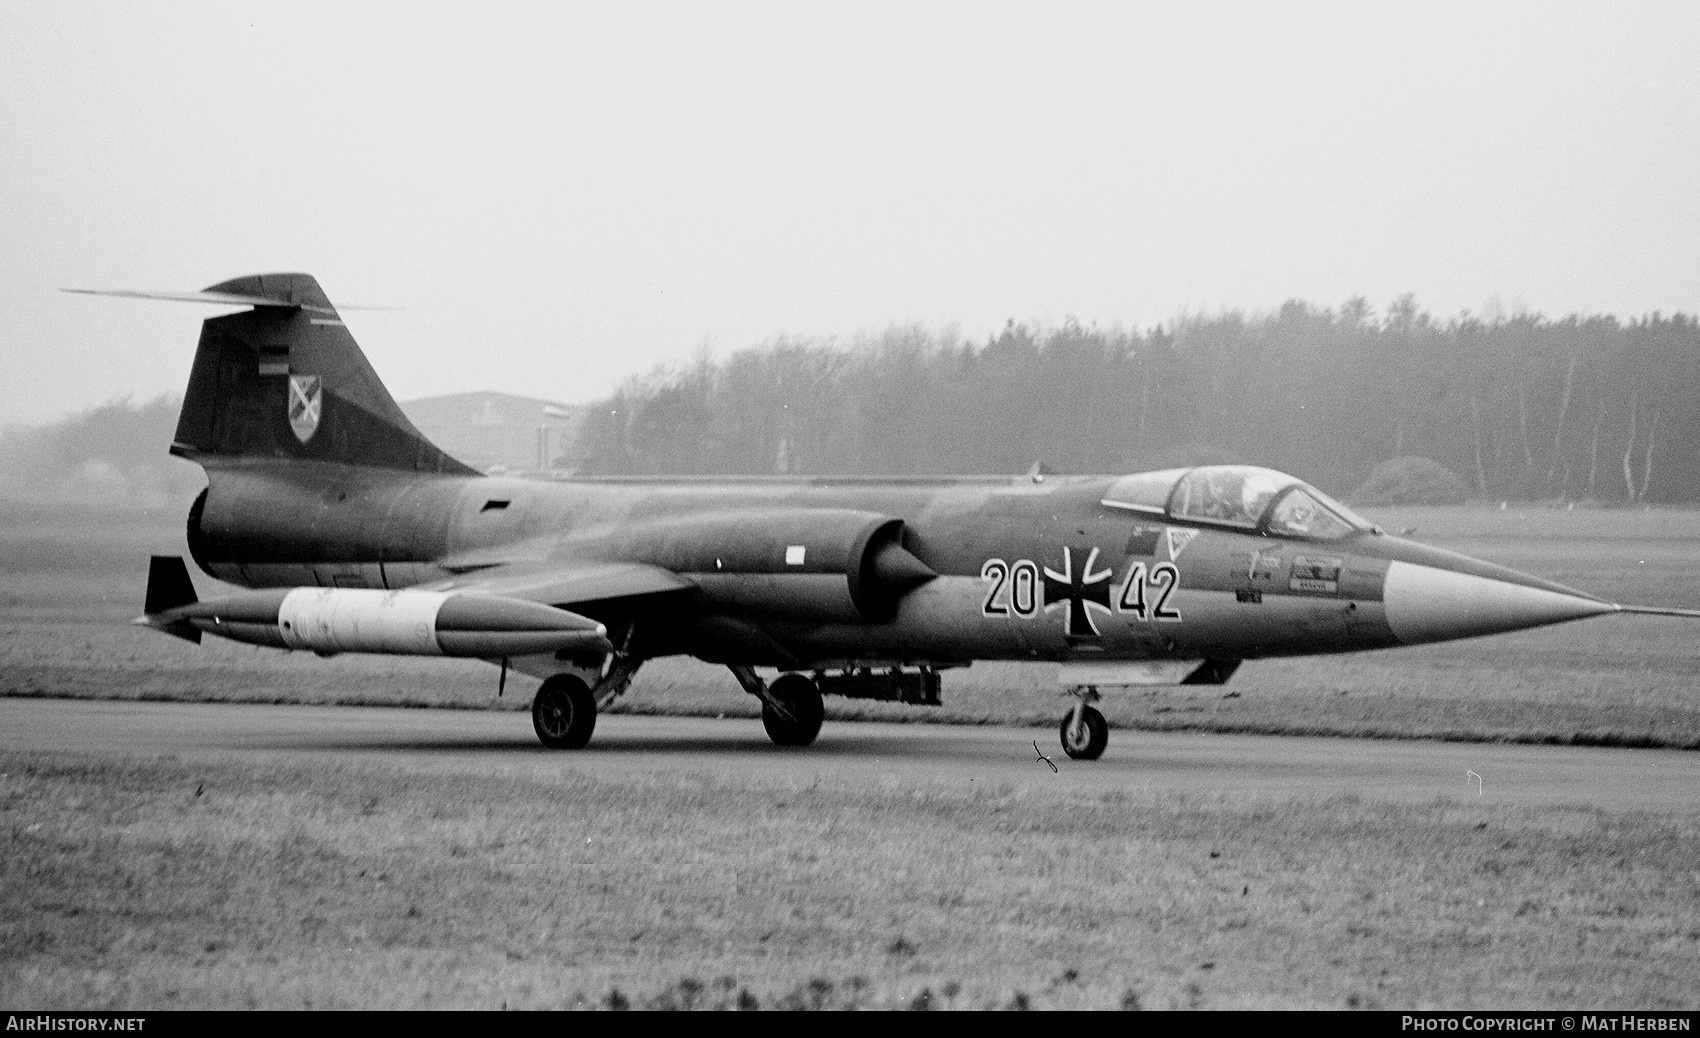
533,674 -> 596,749
531,655 -> 644,750
763,673 -> 825,746
1060,686 -> 1108,761
729,665 -> 824,747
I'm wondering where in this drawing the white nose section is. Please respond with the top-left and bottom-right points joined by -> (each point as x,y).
1383,561 -> 1615,645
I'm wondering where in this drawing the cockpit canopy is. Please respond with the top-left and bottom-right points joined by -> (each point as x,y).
1103,465 -> 1371,541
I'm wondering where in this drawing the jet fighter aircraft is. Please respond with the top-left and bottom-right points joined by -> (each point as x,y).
81,273 -> 1699,759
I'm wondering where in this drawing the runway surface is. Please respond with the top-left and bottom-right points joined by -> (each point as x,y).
4,697 -> 1695,814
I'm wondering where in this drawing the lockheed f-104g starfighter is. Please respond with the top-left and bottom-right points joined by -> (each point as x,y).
75,274 -> 1698,760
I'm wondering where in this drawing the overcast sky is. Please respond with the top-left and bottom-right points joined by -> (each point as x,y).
3,1 -> 1695,425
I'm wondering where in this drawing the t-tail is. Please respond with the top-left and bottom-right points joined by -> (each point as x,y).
72,274 -> 475,475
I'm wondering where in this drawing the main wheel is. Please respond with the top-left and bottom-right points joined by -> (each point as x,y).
1059,704 -> 1108,760
532,675 -> 597,749
762,672 -> 824,747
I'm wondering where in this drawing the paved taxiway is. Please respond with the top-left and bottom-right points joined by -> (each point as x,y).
3,698 -> 1695,813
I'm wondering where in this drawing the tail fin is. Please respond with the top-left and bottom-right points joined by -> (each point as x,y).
139,555 -> 201,643
159,274 -> 475,474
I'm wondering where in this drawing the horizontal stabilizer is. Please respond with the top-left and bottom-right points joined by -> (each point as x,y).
65,287 -> 329,313
62,287 -> 396,312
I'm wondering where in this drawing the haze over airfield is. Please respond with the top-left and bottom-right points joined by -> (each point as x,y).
2,2 -> 1695,426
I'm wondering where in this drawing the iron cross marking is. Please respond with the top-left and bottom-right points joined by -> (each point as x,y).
1043,545 -> 1115,638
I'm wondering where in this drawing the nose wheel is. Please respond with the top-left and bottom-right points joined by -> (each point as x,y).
1060,686 -> 1108,760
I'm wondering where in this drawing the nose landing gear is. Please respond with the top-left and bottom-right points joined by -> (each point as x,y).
1060,686 -> 1108,760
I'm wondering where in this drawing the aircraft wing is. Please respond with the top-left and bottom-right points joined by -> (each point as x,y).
418,559 -> 696,610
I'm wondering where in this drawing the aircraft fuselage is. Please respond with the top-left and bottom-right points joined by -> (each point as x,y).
184,459 -> 1608,672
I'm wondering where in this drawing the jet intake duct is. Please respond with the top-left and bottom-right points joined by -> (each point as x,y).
847,518 -> 938,621
613,509 -> 935,622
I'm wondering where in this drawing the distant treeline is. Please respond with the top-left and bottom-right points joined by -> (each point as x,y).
12,299 -> 1699,506
0,395 -> 203,508
572,298 -> 1700,503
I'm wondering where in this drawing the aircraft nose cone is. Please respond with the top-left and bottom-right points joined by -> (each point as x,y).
1382,561 -> 1616,645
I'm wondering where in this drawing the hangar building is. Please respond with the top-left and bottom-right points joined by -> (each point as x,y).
399,391 -> 585,474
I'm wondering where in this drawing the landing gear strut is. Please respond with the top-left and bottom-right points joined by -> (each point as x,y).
1060,686 -> 1108,761
729,665 -> 824,747
533,674 -> 596,749
530,631 -> 646,749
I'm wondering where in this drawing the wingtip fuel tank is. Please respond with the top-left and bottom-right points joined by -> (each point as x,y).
141,578 -> 611,659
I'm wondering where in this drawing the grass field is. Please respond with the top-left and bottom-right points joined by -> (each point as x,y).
3,499 -> 1698,1009
4,746 -> 1698,1010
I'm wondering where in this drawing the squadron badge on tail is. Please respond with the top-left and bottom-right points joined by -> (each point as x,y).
288,374 -> 321,443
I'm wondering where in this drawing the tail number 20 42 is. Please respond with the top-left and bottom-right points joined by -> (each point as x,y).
982,559 -> 1181,621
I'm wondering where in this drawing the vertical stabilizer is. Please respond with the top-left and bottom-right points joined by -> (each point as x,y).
169,274 -> 475,474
